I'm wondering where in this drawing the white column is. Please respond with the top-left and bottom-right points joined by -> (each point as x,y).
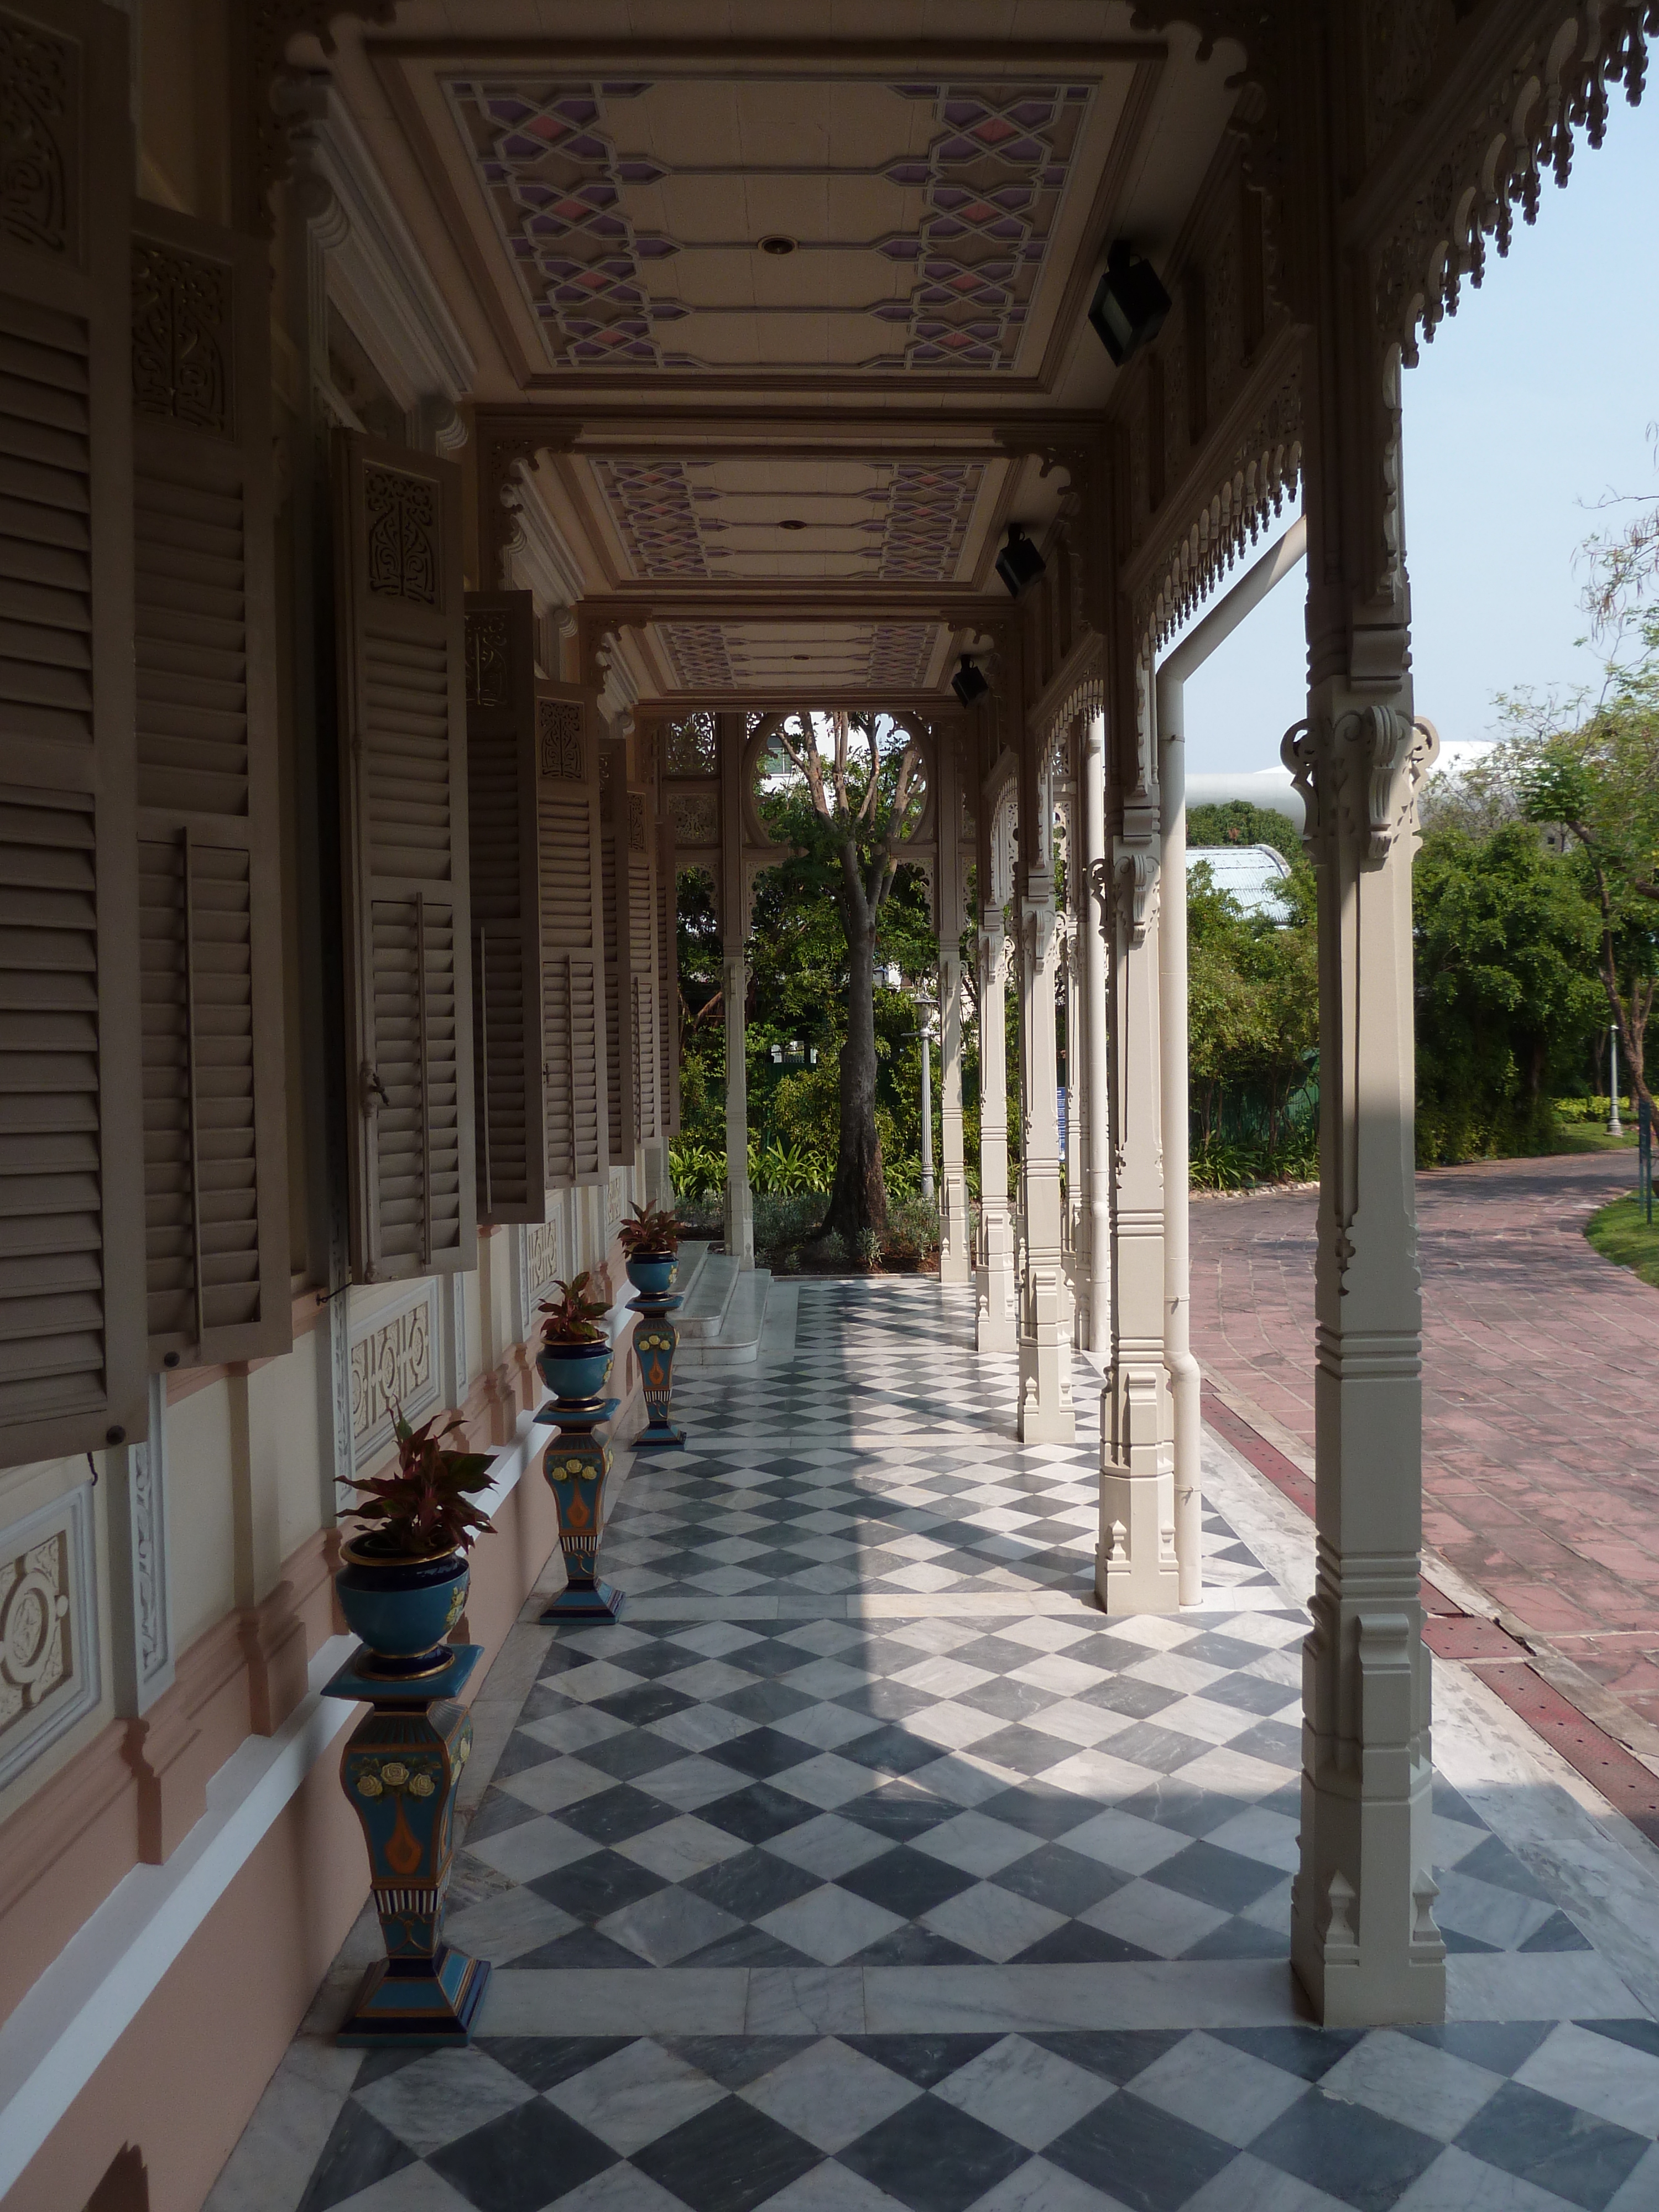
1081,709 -> 1111,1354
1155,520 -> 1307,1604
975,911 -> 1016,1348
1016,855 -> 1073,1444
1099,672 -> 1177,1613
1062,908 -> 1082,1344
1289,342 -> 1444,2027
917,1008 -> 935,1199
938,953 -> 970,1281
722,950 -> 754,1269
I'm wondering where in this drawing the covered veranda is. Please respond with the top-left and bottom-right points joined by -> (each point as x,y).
6,5 -> 1659,2209
220,1283 -> 1659,2212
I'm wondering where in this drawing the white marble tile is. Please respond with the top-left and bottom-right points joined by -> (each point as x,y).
1445,1952 -> 1645,2020
744,1965 -> 868,2034
557,1658 -> 656,1702
932,2034 -> 1112,2150
328,2167 -> 478,2212
1153,1694 -> 1260,1747
442,1886 -> 577,1964
1433,1871 -> 1557,1951
554,2163 -> 687,2212
1608,2144 -> 1659,2211
912,1809 -> 1041,1879
658,1657 -> 762,1700
967,2154 -> 1132,2210
645,1702 -> 757,1754
1010,1653 -> 1119,1698
615,1813 -> 748,1884
779,1618 -> 869,1656
1174,1745 -> 1291,1802
909,1750 -> 1026,1807
1082,1879 -> 1228,1959
891,1654 -> 997,1699
463,1814 -> 596,1884
1514,2023 -> 1659,2138
547,2036 -> 726,2154
773,1700 -> 883,1752
1039,1747 -> 1172,1806
1024,1699 -> 1136,1749
1131,2031 -> 1309,2148
1389,2145 -> 1581,2212
1202,1808 -> 1301,1874
740,2036 -> 920,2151
355,2048 -> 534,2156
495,1755 -> 615,1815
764,1812 -> 894,1880
756,2162 -> 910,2211
1319,2029 -> 1505,2142
597,1884 -> 740,1966
634,1754 -> 752,1811
515,1704 -> 630,1755
923,1881 -> 1067,1962
775,1751 -> 883,1811
1181,2151 -> 1351,2212
757,1884 -> 905,1964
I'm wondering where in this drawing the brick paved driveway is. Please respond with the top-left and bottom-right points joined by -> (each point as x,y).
1191,1152 -> 1659,1727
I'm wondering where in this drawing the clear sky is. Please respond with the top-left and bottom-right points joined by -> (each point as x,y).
1175,96 -> 1659,775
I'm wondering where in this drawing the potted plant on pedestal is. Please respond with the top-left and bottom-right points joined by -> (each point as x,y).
537,1272 -> 613,1405
335,1411 -> 494,1677
619,1203 -> 680,1297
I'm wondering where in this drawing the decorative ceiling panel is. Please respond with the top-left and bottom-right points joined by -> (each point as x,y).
443,76 -> 1098,375
590,456 -> 988,582
656,619 -> 940,692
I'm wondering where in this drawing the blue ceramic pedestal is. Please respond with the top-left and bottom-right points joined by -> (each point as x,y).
536,1399 -> 624,1621
629,1290 -> 685,1448
323,1644 -> 489,2046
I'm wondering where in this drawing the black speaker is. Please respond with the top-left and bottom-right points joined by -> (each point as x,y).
951,655 -> 990,706
1088,241 -> 1171,367
995,524 -> 1046,600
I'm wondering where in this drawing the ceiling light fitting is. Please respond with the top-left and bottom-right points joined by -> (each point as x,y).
1088,239 -> 1171,367
995,524 -> 1046,601
778,519 -> 807,530
759,235 -> 797,255
951,655 -> 990,707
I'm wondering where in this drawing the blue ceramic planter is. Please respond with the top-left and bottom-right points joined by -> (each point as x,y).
538,1339 -> 613,1404
336,1542 -> 469,1676
625,1253 -> 677,1297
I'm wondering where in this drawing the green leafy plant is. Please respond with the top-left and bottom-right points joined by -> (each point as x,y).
855,1226 -> 882,1268
539,1272 -> 609,1345
344,1409 -> 494,1558
619,1203 -> 680,1256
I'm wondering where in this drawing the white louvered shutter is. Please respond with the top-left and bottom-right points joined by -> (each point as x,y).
0,0 -> 146,1465
132,202 -> 289,1368
464,589 -> 541,1223
598,742 -> 634,1168
657,815 -> 679,1138
536,681 -> 606,1187
333,432 -> 474,1282
626,790 -> 659,1142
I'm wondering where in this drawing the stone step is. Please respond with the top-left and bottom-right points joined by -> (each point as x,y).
674,1246 -> 740,1342
670,1239 -> 712,1310
674,1265 -> 772,1368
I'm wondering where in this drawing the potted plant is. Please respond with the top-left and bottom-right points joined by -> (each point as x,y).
538,1272 -> 613,1403
335,1410 -> 494,1677
618,1202 -> 680,1296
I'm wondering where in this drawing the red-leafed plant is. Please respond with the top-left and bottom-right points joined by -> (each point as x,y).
539,1272 -> 610,1345
618,1203 -> 680,1257
344,1409 -> 494,1558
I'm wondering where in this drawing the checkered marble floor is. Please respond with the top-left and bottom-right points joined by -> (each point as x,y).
249,1283 -> 1659,2212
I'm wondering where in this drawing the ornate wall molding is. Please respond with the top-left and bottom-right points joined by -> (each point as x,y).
281,71 -> 476,424
0,1483 -> 100,1794
349,1280 -> 441,1468
1368,2 -> 1656,362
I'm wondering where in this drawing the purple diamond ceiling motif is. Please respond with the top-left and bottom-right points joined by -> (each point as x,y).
444,77 -> 1092,374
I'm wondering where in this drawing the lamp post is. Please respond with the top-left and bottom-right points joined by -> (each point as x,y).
1610,1025 -> 1623,1136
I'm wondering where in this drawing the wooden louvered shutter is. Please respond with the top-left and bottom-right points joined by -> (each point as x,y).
536,681 -> 606,1187
463,589 -> 541,1224
0,0 -> 146,1465
657,816 -> 679,1138
333,432 -> 474,1282
626,790 -> 659,1142
598,741 -> 635,1168
132,202 -> 288,1368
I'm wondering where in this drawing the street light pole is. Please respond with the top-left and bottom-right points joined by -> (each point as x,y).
918,1009 -> 935,1201
1610,1024 -> 1623,1136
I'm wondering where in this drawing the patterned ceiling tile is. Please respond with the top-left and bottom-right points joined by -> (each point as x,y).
660,623 -> 739,689
865,624 -> 937,688
445,77 -> 1094,375
658,622 -> 940,693
860,463 -> 984,581
593,458 -> 719,577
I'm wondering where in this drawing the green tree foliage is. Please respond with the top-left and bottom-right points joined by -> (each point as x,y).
1413,822 -> 1605,1163
1186,799 -> 1303,867
1185,851 -> 1319,1182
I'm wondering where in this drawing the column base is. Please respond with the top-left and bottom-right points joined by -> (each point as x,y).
1293,1738 -> 1447,2026
540,1579 -> 625,1622
1017,1336 -> 1074,1444
337,1949 -> 491,2046
635,1422 -> 686,1448
1096,1465 -> 1179,1615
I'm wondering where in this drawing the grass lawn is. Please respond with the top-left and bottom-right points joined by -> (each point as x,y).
1585,1194 -> 1659,1291
1551,1126 -> 1641,1156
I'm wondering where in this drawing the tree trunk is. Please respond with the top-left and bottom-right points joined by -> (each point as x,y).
823,895 -> 888,1243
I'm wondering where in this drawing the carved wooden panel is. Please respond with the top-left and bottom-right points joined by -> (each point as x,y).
0,1483 -> 99,1791
131,239 -> 231,433
349,1281 -> 440,1468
